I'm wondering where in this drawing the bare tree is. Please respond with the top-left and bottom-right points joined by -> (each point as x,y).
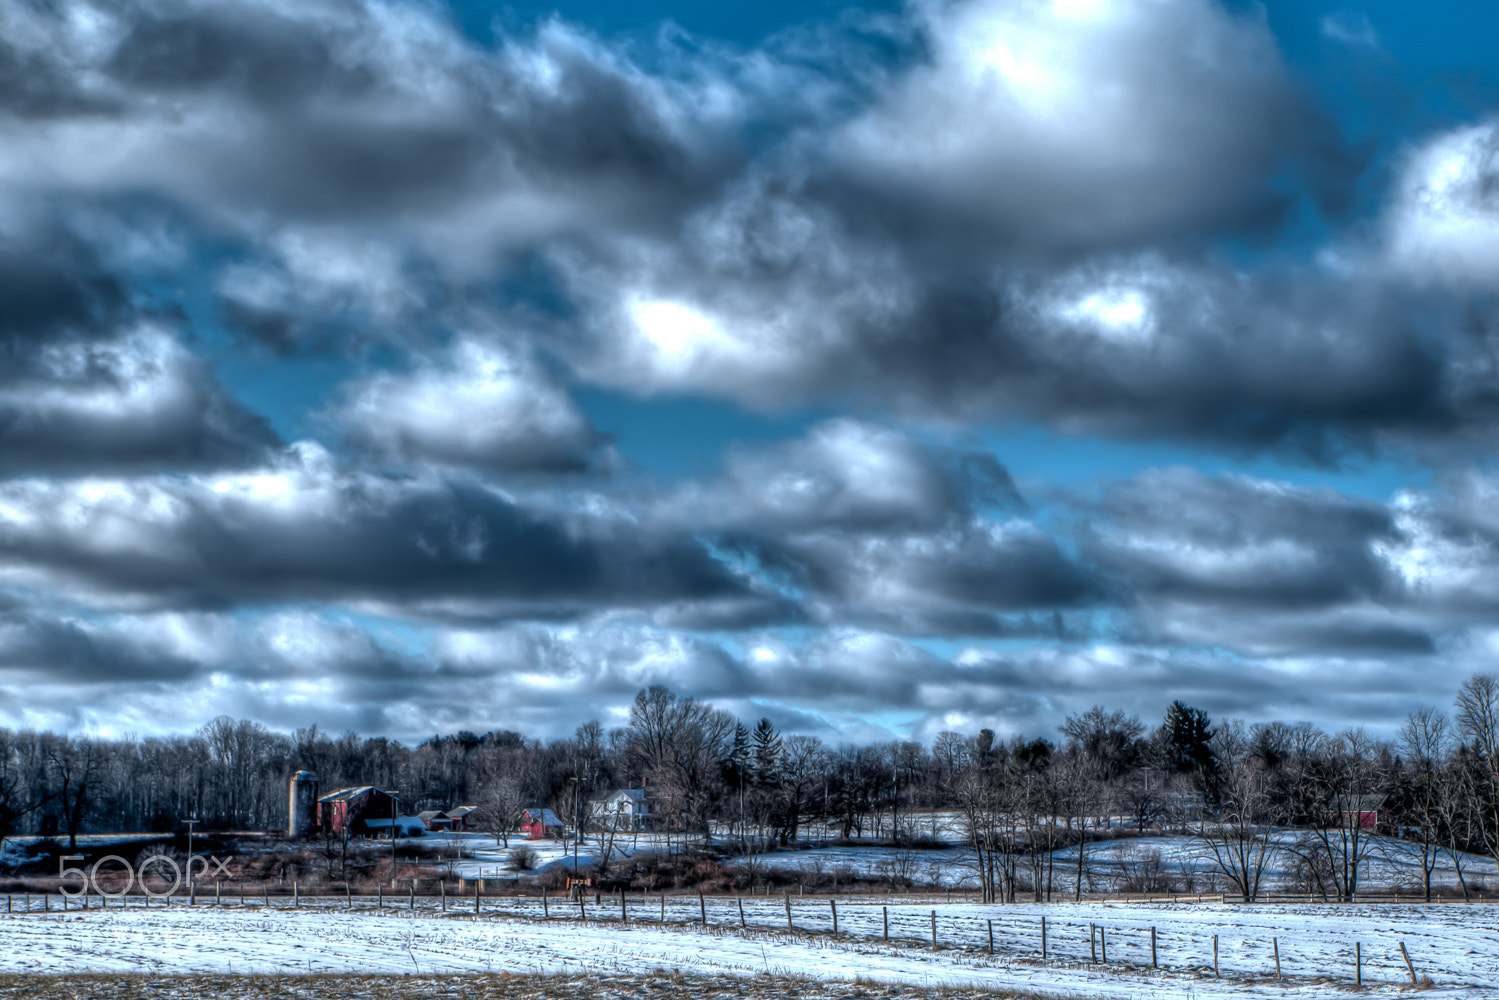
1456,674 -> 1499,859
1288,728 -> 1384,902
475,774 -> 525,848
1196,757 -> 1280,901
625,686 -> 735,847
45,736 -> 102,851
1396,706 -> 1452,901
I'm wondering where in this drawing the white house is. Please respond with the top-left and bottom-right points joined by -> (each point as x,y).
591,788 -> 652,832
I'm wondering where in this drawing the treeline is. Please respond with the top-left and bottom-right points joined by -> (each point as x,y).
3,679 -> 1499,903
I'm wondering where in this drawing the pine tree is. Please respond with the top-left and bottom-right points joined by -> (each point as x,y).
1160,701 -> 1216,777
750,718 -> 782,786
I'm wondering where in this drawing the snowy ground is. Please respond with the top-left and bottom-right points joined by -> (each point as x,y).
436,831 -> 676,879
725,845 -> 974,887
1,893 -> 1492,996
726,831 -> 1499,894
1055,832 -> 1499,893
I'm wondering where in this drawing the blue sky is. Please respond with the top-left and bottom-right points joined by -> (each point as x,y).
0,0 -> 1497,747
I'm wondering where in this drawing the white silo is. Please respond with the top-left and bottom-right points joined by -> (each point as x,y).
288,770 -> 319,838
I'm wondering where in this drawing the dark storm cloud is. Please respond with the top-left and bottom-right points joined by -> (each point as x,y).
0,332 -> 279,473
729,526 -> 1105,615
659,419 -> 1023,533
3,0 -> 1459,463
0,0 -> 747,248
1129,602 -> 1439,658
0,609 -> 203,684
646,420 -> 1102,632
0,221 -> 128,346
0,213 -> 277,471
0,443 -> 756,618
1079,467 -> 1402,609
565,194 -> 1475,460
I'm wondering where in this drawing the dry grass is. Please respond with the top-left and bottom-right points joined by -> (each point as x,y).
0,973 -> 1060,1000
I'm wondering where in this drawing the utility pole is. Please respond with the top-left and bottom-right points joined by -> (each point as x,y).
185,819 -> 198,890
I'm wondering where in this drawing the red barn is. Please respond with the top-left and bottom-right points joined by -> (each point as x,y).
1329,795 -> 1385,830
520,808 -> 565,840
319,786 -> 404,837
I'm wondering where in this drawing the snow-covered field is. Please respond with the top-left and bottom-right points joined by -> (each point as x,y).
727,831 -> 1499,894
436,831 -> 674,879
1,894 -> 1493,996
1055,832 -> 1499,893
726,845 -> 974,886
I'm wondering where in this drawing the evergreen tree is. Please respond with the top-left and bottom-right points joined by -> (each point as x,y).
750,718 -> 782,786
1159,701 -> 1217,777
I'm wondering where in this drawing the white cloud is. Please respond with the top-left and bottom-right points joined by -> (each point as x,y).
834,0 -> 1321,248
1320,11 -> 1380,50
1385,120 -> 1499,287
336,338 -> 607,473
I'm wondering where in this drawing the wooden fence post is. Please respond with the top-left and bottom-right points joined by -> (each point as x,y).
699,892 -> 706,924
440,881 -> 446,912
830,899 -> 837,936
216,882 -> 222,907
1041,916 -> 1047,959
346,883 -> 352,909
1356,941 -> 1362,989
1213,934 -> 1219,977
1151,926 -> 1157,968
784,890 -> 793,931
930,910 -> 937,948
1101,925 -> 1107,963
882,905 -> 888,941
1399,941 -> 1417,985
1090,924 -> 1097,964
475,879 -> 480,913
1273,936 -> 1281,981
410,880 -> 415,910
621,888 -> 627,923
738,895 -> 746,929
379,884 -> 383,908
987,919 -> 994,954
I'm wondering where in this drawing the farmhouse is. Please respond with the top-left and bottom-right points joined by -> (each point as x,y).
520,807 -> 566,839
591,788 -> 652,832
417,809 -> 453,831
445,804 -> 478,830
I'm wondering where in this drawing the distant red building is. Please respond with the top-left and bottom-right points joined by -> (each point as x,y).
1329,795 -> 1385,830
520,808 -> 565,840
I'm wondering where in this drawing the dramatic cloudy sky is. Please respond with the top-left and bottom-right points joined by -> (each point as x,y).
2,0 -> 1498,744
